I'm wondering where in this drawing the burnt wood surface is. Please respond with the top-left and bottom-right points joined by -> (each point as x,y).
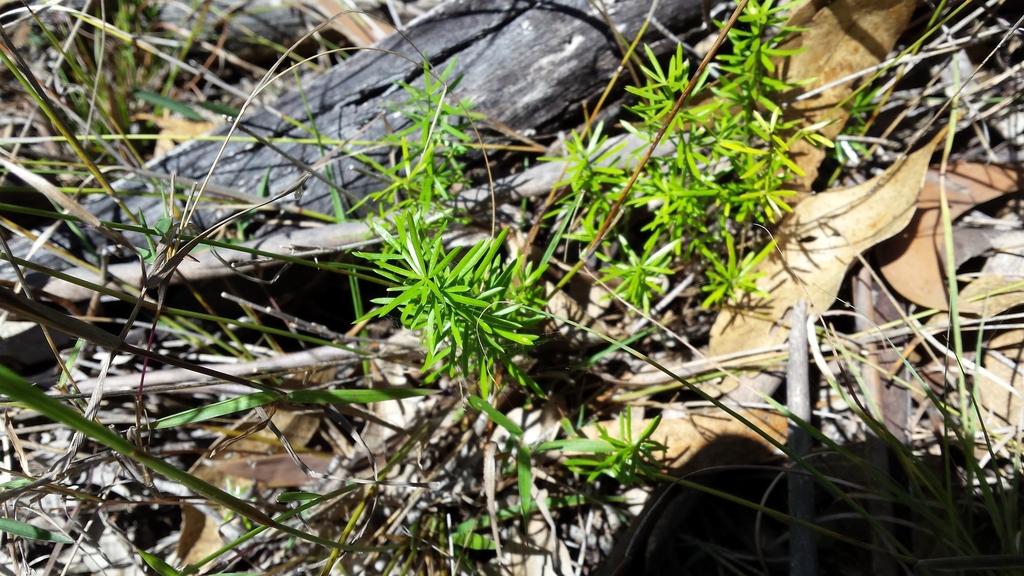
11,0 -> 708,286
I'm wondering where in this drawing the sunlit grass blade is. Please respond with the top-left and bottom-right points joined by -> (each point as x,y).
284,388 -> 436,404
517,444 -> 532,521
0,364 -> 272,522
152,391 -> 282,429
1,364 -> 390,553
277,491 -> 322,502
537,438 -> 616,453
453,494 -> 589,535
134,90 -> 204,121
0,365 -> 276,526
181,485 -> 363,576
468,395 -> 522,437
0,517 -> 73,543
452,531 -> 496,551
138,549 -> 184,576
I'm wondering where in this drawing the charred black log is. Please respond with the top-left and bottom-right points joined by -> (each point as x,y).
9,0 -> 709,284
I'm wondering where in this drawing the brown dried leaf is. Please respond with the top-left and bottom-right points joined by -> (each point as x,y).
980,329 -> 1024,428
959,274 -> 1024,317
778,0 -> 916,189
134,113 -> 217,156
177,505 -> 225,568
313,0 -> 394,46
877,163 -> 1024,310
709,134 -> 942,394
210,452 -> 334,487
176,410 -> 325,563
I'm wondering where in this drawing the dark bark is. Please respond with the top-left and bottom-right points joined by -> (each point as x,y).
142,0 -> 706,213
9,0 -> 708,285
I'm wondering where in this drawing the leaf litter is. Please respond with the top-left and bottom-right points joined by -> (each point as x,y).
709,129 -> 946,396
877,162 -> 1024,310
1,0 -> 1024,574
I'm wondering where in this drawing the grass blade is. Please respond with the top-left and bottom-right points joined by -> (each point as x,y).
0,365 -> 275,525
0,517 -> 73,543
152,391 -> 281,429
138,549 -> 183,576
285,388 -> 436,404
517,444 -> 532,521
468,395 -> 522,437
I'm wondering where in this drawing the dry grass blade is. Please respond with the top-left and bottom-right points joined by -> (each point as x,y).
0,157 -> 135,253
0,284 -> 273,392
0,364 -> 398,553
146,173 -> 310,291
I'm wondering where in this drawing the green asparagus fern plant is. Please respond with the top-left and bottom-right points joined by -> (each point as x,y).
357,0 -> 832,397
